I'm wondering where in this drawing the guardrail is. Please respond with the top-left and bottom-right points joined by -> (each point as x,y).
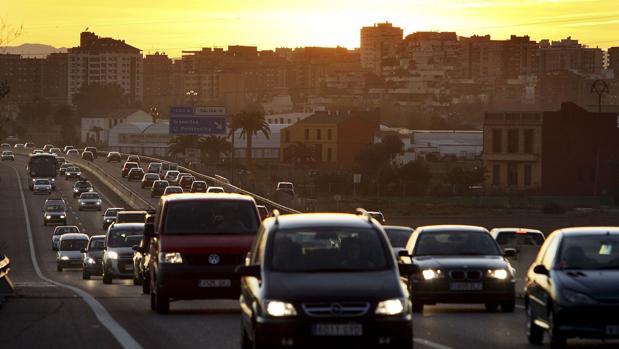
0,254 -> 14,303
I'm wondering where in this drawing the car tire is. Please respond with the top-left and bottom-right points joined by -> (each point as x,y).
412,302 -> 424,313
548,309 -> 567,348
151,284 -> 169,314
82,270 -> 90,280
485,303 -> 499,312
501,300 -> 515,313
526,304 -> 544,345
57,265 -> 62,272
102,268 -> 113,284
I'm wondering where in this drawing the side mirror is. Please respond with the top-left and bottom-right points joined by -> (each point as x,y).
398,263 -> 420,276
533,264 -> 549,276
80,248 -> 86,253
235,264 -> 261,278
398,250 -> 410,258
503,248 -> 517,258
144,222 -> 156,238
132,245 -> 139,251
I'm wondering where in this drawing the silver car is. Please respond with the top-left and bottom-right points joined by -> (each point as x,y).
65,166 -> 82,179
56,233 -> 89,271
79,192 -> 102,211
52,226 -> 80,250
102,223 -> 144,284
33,178 -> 52,195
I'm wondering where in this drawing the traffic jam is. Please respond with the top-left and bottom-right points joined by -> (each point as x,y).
19,143 -> 619,349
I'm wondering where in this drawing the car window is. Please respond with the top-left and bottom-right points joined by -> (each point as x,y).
81,193 -> 99,199
107,229 -> 144,247
269,227 -> 390,272
60,239 -> 88,250
54,227 -> 78,235
555,235 -> 619,270
384,228 -> 413,248
163,201 -> 259,235
46,204 -> 65,212
35,179 -> 50,185
541,235 -> 560,269
89,239 -> 105,250
105,209 -> 123,217
117,213 -> 147,223
414,231 -> 501,256
496,232 -> 544,246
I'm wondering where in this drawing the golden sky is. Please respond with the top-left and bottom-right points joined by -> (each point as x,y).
2,0 -> 619,57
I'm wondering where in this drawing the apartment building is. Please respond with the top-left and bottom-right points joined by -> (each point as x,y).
360,22 -> 403,76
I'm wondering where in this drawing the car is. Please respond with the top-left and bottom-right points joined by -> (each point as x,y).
56,233 -> 89,272
106,151 -> 121,162
276,181 -> 295,197
132,236 -> 152,290
66,149 -> 80,157
160,162 -> 179,178
25,142 -> 35,148
178,175 -> 195,191
102,223 -> 144,284
164,170 -> 180,183
141,173 -> 160,188
102,207 -> 125,230
65,166 -> 82,179
151,180 -> 169,197
190,180 -> 207,193
72,179 -> 94,198
33,178 -> 52,195
13,143 -> 25,149
43,144 -> 54,152
58,163 -> 73,176
490,227 -> 545,291
171,172 -> 191,186
206,186 -> 225,193
383,226 -> 414,255
1,150 -> 14,161
32,149 -> 44,155
147,162 -> 162,174
145,193 -> 262,313
162,186 -> 183,196
367,211 -> 386,224
81,150 -> 94,162
78,192 -> 102,211
126,155 -> 140,165
43,198 -> 67,226
122,162 -> 139,177
256,205 -> 269,221
55,156 -> 66,166
237,210 -> 415,349
49,147 -> 62,155
63,145 -> 75,153
1,143 -> 11,149
525,227 -> 619,347
82,235 -> 106,279
128,167 -> 145,181
51,226 -> 80,250
84,146 -> 97,158
116,210 -> 149,224
400,225 -> 517,313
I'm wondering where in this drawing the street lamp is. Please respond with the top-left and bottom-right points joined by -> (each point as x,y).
149,106 -> 160,124
185,90 -> 199,107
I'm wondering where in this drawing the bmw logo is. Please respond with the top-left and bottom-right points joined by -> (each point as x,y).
208,254 -> 220,265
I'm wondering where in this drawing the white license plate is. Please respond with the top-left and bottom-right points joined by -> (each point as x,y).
312,324 -> 363,337
450,282 -> 483,291
607,325 -> 619,335
198,279 -> 231,288
124,265 -> 134,271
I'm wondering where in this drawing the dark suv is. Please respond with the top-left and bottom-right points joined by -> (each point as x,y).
237,210 -> 414,348
145,193 -> 261,313
73,179 -> 93,198
43,198 -> 68,226
82,235 -> 105,279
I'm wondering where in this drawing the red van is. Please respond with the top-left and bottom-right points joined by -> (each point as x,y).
146,193 -> 261,313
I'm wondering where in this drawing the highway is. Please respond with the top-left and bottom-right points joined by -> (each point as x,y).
1,155 -> 618,348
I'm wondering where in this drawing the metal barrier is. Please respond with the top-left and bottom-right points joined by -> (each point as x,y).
0,254 -> 14,303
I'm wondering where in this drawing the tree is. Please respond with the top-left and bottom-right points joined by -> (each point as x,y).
443,166 -> 485,194
167,135 -> 201,157
381,135 -> 405,161
284,142 -> 315,164
72,83 -> 129,116
398,162 -> 431,195
229,103 -> 270,163
199,135 -> 232,164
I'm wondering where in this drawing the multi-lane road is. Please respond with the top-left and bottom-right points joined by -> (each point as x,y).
1,155 -> 617,348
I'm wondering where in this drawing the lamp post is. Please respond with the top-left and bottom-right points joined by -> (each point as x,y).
149,106 -> 160,124
185,90 -> 199,108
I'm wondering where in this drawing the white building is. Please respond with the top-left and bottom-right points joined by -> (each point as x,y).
81,109 -> 152,144
411,130 -> 483,160
265,112 -> 312,125
231,124 -> 285,160
107,120 -> 171,157
375,125 -> 415,165
68,32 -> 143,105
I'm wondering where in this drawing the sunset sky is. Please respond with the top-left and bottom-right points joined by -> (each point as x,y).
2,0 -> 619,57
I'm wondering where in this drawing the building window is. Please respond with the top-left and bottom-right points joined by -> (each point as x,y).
492,164 -> 501,185
523,129 -> 534,154
317,129 -> 321,140
328,129 -> 332,140
327,148 -> 332,162
492,129 -> 502,153
508,163 -> 518,186
507,129 -> 519,153
524,165 -> 532,186
305,129 -> 309,141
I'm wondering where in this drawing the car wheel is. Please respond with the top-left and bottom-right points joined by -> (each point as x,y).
548,309 -> 567,348
412,302 -> 424,313
526,303 -> 544,345
82,270 -> 90,280
501,300 -> 515,313
102,268 -> 113,284
57,265 -> 62,272
485,303 -> 499,312
151,284 -> 169,314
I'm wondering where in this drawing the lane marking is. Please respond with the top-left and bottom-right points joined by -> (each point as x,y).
8,164 -> 142,349
414,338 -> 455,349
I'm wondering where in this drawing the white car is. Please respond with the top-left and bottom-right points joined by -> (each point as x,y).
206,186 -> 225,193
78,192 -> 102,211
56,233 -> 89,271
33,178 -> 52,195
1,150 -> 15,161
66,149 -> 80,157
52,226 -> 80,251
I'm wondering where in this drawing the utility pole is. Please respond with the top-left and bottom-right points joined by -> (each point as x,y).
591,80 -> 609,113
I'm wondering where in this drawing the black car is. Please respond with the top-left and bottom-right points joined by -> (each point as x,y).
73,179 -> 93,198
81,150 -> 94,162
132,237 -> 152,292
401,225 -> 516,313
107,152 -> 121,162
127,167 -> 145,181
383,226 -> 414,255
82,235 -> 106,279
102,207 -> 125,230
65,166 -> 82,179
141,173 -> 160,188
151,180 -> 169,198
84,146 -> 97,158
525,227 -> 619,348
43,198 -> 68,226
190,180 -> 207,193
237,210 -> 415,349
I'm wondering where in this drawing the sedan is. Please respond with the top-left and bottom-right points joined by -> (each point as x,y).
164,170 -> 180,183
58,163 -> 73,176
525,227 -> 619,348
162,186 -> 183,196
33,178 -> 52,195
102,207 -> 125,230
190,180 -> 207,193
151,180 -> 169,198
122,162 -> 139,177
73,180 -> 94,198
206,186 -> 224,193
141,173 -> 160,188
1,150 -> 15,161
128,167 -> 145,181
66,149 -> 80,157
383,225 -> 414,255
78,192 -> 102,211
65,166 -> 82,179
107,152 -> 121,162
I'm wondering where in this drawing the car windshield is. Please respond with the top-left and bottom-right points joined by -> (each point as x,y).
89,239 -> 105,251
54,227 -> 78,235
46,204 -> 65,212
164,201 -> 259,234
165,188 -> 182,194
75,182 -> 91,188
556,235 -> 619,270
108,229 -> 144,248
384,227 -> 413,248
105,209 -> 123,217
270,227 -> 390,272
117,213 -> 146,223
414,231 -> 501,256
35,179 -> 50,185
146,174 -> 158,179
496,232 -> 544,246
60,239 -> 88,251
278,183 -> 293,189
81,193 -> 99,199
68,167 -> 80,172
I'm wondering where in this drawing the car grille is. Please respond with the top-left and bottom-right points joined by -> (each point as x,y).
302,302 -> 371,317
117,259 -> 133,272
183,253 -> 244,266
449,270 -> 482,281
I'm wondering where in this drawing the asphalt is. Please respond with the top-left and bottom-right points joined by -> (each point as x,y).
0,155 -> 618,348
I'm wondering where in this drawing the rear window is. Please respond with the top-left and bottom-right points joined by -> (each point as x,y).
117,213 -> 147,223
414,231 -> 501,256
54,227 -> 78,235
496,232 -> 544,246
60,239 -> 88,251
163,200 -> 259,235
384,227 -> 413,248
104,208 -> 123,217
89,239 -> 105,250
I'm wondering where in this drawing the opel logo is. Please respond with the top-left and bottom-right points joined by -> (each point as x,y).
208,254 -> 220,265
330,303 -> 343,314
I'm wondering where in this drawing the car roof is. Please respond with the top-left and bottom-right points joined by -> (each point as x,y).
193,180 -> 206,184
160,192 -> 254,204
109,223 -> 145,229
383,225 -> 413,231
80,192 -> 99,195
489,228 -> 544,236
552,226 -> 619,237
105,207 -> 125,211
263,213 -> 379,231
90,235 -> 106,240
59,233 -> 89,240
118,210 -> 147,214
54,225 -> 78,230
415,224 -> 489,233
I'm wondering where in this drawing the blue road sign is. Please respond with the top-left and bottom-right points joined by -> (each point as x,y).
169,106 -> 227,135
170,106 -> 193,115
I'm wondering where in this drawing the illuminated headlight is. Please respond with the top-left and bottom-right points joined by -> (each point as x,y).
105,219 -> 111,222
107,251 -> 119,259
60,215 -> 65,219
88,188 -> 93,192
73,188 -> 79,192
422,269 -> 443,280
265,300 -> 297,317
50,178 -> 55,182
159,252 -> 183,264
96,200 -> 101,204
80,202 -> 85,205
46,215 -> 52,219
488,269 -> 509,280
86,257 -> 96,264
60,256 -> 70,260
375,298 -> 406,316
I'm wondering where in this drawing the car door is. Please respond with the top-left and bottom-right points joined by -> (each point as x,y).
528,235 -> 560,322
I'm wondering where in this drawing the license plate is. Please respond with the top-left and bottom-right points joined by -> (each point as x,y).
312,324 -> 363,337
198,279 -> 231,288
607,326 -> 619,335
449,282 -> 483,291
124,265 -> 134,271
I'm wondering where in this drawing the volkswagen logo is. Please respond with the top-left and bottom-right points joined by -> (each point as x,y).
208,254 -> 220,265
330,303 -> 343,315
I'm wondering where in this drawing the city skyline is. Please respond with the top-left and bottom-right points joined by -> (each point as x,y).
2,0 -> 619,57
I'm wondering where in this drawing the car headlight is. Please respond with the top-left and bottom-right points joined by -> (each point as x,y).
86,257 -> 96,264
107,251 -> 119,259
46,215 -> 52,219
488,269 -> 509,280
265,300 -> 297,317
60,215 -> 65,219
73,188 -> 79,192
375,298 -> 406,316
159,252 -> 183,264
60,256 -> 70,260
105,219 -> 111,222
562,289 -> 597,305
80,202 -> 85,205
88,188 -> 93,192
96,200 -> 101,204
422,269 -> 443,280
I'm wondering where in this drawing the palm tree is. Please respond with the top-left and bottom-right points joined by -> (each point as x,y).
199,135 -> 232,164
167,135 -> 201,157
285,142 -> 315,164
228,103 -> 270,163
88,125 -> 104,144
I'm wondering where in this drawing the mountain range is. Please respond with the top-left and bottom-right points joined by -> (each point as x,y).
0,43 -> 67,57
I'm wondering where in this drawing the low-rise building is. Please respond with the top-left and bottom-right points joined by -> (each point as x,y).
412,130 -> 483,160
80,109 -> 153,144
